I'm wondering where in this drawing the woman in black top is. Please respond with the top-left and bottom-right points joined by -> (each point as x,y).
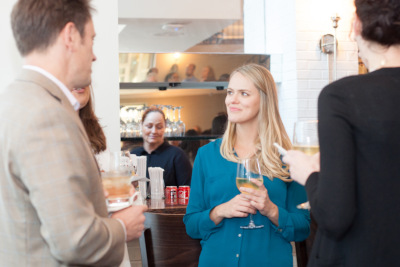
283,0 -> 400,266
131,106 -> 192,187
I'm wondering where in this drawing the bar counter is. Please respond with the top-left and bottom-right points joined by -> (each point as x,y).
130,198 -> 201,267
145,198 -> 188,214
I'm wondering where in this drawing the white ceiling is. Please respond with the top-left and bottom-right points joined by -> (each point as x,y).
118,0 -> 242,53
120,88 -> 226,99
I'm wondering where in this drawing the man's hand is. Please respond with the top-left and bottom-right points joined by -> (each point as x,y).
112,205 -> 148,241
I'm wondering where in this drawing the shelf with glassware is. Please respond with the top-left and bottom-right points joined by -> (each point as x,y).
119,81 -> 228,142
120,81 -> 228,91
121,135 -> 221,142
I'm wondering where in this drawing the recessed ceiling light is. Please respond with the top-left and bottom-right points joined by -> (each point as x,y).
162,23 -> 184,32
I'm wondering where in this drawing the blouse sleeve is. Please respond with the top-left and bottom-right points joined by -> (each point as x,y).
173,148 -> 192,186
305,84 -> 357,240
183,148 -> 223,241
272,181 -> 311,242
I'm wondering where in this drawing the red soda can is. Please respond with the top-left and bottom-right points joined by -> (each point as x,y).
178,185 -> 190,205
165,186 -> 177,205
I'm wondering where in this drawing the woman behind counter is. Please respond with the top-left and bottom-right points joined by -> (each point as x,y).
131,106 -> 192,187
184,64 -> 310,266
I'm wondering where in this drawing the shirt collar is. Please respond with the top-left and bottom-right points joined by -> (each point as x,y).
23,65 -> 80,111
141,141 -> 169,155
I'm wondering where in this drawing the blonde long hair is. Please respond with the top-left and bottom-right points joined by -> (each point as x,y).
220,64 -> 292,181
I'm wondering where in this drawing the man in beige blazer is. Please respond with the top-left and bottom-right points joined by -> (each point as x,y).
0,0 -> 147,266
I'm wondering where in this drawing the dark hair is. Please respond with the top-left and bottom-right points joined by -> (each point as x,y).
141,106 -> 166,123
164,72 -> 179,82
203,66 -> 216,81
355,0 -> 400,46
147,67 -> 158,75
79,86 -> 107,154
211,112 -> 228,135
11,0 -> 94,56
180,129 -> 200,165
218,73 -> 230,81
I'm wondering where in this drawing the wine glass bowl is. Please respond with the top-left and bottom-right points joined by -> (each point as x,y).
293,120 -> 319,155
293,120 -> 319,210
176,106 -> 185,136
236,158 -> 264,229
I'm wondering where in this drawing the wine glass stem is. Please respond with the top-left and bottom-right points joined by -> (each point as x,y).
249,214 -> 255,228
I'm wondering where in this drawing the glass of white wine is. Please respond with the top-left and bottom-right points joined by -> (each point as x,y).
236,158 -> 264,229
293,120 -> 319,209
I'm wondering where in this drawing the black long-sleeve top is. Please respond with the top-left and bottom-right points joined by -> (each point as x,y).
305,68 -> 400,266
131,141 -> 192,187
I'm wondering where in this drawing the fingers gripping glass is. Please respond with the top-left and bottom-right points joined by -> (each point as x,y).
236,158 -> 264,229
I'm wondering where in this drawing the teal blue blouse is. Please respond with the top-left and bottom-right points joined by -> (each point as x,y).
184,139 -> 310,266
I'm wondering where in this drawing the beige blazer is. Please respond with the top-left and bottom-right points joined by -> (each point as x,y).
0,70 -> 125,266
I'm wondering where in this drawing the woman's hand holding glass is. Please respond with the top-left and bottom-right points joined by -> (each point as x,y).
210,195 -> 256,226
282,120 -> 320,210
283,151 -> 320,186
239,179 -> 279,226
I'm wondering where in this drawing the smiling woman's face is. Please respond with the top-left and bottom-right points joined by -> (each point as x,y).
142,111 -> 166,147
225,72 -> 260,125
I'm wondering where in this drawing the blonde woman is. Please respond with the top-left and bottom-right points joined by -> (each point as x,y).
184,64 -> 310,266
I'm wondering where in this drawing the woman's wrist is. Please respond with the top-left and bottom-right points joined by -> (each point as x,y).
264,203 -> 279,226
210,204 -> 224,225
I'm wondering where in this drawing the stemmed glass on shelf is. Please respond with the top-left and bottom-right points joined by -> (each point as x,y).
236,158 -> 264,229
171,106 -> 179,136
175,106 -> 185,136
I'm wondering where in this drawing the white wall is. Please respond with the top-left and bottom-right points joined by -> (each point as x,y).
249,0 -> 358,139
294,0 -> 358,124
91,0 -> 120,153
119,0 -> 241,19
0,1 -> 22,90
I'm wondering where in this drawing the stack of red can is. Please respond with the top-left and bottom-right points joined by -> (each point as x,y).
178,185 -> 190,205
165,186 -> 177,205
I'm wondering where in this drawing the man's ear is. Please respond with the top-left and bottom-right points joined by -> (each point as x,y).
353,14 -> 363,37
60,22 -> 79,51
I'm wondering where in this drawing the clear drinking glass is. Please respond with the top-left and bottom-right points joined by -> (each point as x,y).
236,158 -> 264,229
171,106 -> 179,136
176,106 -> 185,136
293,120 -> 319,209
293,120 -> 319,155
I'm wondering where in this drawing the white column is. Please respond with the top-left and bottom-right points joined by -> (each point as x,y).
0,0 -> 22,90
91,0 -> 121,153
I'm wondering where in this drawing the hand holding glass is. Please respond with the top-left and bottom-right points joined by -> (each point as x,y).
236,158 -> 264,229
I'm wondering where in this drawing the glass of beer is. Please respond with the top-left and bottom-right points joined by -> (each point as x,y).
102,170 -> 132,210
236,158 -> 264,229
293,120 -> 319,209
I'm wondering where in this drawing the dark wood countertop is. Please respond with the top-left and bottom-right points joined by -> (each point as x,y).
145,199 -> 187,214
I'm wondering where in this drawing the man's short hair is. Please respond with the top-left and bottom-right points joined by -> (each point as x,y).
11,0 -> 95,56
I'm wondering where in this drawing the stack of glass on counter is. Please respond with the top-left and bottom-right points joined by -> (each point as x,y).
120,105 -> 186,138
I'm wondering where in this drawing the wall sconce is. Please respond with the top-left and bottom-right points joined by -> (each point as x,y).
319,14 -> 341,81
319,34 -> 336,54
